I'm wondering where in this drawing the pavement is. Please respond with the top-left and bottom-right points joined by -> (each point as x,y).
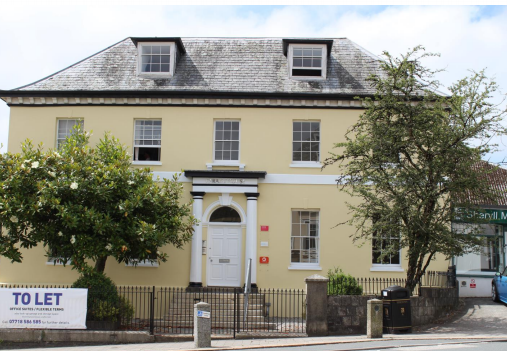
2,298 -> 507,351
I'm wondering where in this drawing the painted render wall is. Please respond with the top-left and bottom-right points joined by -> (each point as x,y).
7,105 -> 359,175
1,105 -> 450,287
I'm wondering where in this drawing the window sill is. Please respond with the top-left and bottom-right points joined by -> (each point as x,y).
132,161 -> 162,166
290,76 -> 326,81
289,163 -> 322,169
46,260 -> 69,266
370,265 -> 404,272
206,162 -> 245,171
138,73 -> 173,79
125,260 -> 159,267
288,264 -> 322,271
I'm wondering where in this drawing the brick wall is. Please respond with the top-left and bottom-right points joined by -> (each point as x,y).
326,287 -> 459,335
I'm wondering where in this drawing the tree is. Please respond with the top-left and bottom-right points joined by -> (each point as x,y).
324,46 -> 507,293
0,129 -> 195,273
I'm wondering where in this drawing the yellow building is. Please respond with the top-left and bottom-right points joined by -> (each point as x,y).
0,37 -> 449,288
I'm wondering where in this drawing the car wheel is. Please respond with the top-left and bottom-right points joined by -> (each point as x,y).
492,284 -> 500,302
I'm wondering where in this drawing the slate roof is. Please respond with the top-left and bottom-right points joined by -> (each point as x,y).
13,37 -> 383,96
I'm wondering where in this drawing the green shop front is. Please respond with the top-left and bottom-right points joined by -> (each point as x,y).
452,208 -> 507,297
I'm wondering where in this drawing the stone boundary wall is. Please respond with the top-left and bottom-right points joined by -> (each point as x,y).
411,287 -> 459,326
327,287 -> 459,335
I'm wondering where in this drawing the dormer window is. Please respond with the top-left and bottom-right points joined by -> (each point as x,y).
141,44 -> 171,73
283,39 -> 332,80
132,37 -> 186,79
289,44 -> 327,79
137,42 -> 176,78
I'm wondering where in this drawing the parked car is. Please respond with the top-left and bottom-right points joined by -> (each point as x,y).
492,266 -> 507,303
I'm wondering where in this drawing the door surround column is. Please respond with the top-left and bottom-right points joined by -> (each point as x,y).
189,191 -> 205,289
245,192 -> 259,288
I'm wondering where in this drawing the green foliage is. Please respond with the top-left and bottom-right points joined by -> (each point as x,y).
92,301 -> 120,322
0,128 -> 196,273
327,267 -> 363,296
324,46 -> 507,293
72,269 -> 119,306
118,296 -> 135,324
72,270 -> 134,323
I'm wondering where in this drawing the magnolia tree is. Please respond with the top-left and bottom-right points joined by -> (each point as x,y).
325,47 -> 507,293
0,130 -> 195,273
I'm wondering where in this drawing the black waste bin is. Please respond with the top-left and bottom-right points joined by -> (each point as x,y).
382,285 -> 411,334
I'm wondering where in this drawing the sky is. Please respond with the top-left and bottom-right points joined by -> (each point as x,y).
0,4 -> 506,163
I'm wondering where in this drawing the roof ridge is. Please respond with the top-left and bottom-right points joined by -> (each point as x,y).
15,37 -> 130,91
178,37 -> 348,39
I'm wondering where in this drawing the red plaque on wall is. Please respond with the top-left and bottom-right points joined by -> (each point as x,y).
259,257 -> 269,264
261,226 -> 269,231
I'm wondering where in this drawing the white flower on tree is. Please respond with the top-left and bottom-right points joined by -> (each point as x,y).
31,161 -> 39,169
105,244 -> 112,251
58,231 -> 63,237
70,235 -> 76,244
70,182 -> 78,190
48,171 -> 56,177
10,216 -> 18,223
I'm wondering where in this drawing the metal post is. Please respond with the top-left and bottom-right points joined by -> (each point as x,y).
243,258 -> 251,330
233,288 -> 237,339
149,286 -> 155,335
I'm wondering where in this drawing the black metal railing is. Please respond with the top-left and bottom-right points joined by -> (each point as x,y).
240,288 -> 306,335
327,268 -> 457,297
154,286 -> 241,336
0,285 -> 306,336
419,268 -> 457,289
328,277 -> 411,296
153,287 -> 306,336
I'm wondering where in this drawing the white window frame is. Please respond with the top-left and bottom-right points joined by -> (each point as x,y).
370,219 -> 403,272
46,247 -> 70,266
288,44 -> 327,80
125,259 -> 159,268
56,119 -> 83,149
137,42 -> 176,78
289,210 -> 322,270
290,120 -> 321,167
46,257 -> 70,266
212,120 -> 241,165
132,119 -> 162,166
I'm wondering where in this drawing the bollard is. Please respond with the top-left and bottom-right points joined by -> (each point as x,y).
367,299 -> 383,338
194,302 -> 211,348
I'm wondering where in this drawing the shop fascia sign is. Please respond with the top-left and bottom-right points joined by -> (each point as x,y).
454,207 -> 507,224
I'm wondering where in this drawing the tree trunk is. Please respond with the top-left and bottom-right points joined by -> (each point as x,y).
94,256 -> 108,273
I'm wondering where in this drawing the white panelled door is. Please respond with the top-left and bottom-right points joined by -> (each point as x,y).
207,225 -> 242,287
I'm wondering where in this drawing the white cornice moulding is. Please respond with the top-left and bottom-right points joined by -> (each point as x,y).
1,96 -> 367,109
152,172 -> 341,185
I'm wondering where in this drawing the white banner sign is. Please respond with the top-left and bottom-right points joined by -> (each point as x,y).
0,288 -> 88,329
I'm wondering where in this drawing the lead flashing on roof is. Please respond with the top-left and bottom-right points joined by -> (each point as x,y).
130,37 -> 186,55
282,39 -> 333,57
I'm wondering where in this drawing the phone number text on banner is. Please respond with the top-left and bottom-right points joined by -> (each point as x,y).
0,288 -> 88,329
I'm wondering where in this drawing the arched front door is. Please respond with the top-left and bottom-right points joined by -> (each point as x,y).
207,207 -> 242,287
